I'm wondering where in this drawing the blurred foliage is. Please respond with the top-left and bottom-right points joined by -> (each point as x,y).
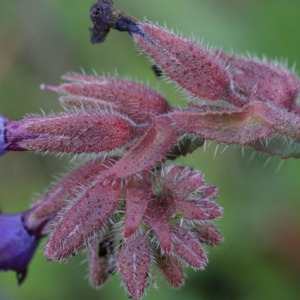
1,1 -> 300,300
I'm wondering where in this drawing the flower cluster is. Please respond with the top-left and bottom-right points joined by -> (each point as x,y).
1,0 -> 300,299
0,72 -> 223,298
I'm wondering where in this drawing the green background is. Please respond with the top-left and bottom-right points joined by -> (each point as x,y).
1,1 -> 300,299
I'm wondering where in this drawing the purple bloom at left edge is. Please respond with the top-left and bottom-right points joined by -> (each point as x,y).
0,114 -> 7,157
0,212 -> 40,284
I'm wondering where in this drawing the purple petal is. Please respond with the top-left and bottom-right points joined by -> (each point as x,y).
0,114 -> 7,157
0,213 -> 40,284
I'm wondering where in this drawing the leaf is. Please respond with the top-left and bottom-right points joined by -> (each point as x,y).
124,175 -> 152,237
157,255 -> 184,288
116,232 -> 151,299
192,223 -> 223,246
171,224 -> 207,269
44,179 -> 121,261
46,74 -> 171,124
106,115 -> 179,178
14,110 -> 140,154
133,23 -> 244,106
144,198 -> 171,254
26,158 -> 113,233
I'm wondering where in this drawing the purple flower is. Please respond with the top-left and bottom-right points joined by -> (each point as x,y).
0,114 -> 7,157
0,212 -> 40,284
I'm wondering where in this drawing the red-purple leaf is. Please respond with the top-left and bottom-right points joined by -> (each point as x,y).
229,57 -> 300,110
44,180 -> 121,261
157,256 -> 184,288
144,198 -> 171,254
193,200 -> 223,219
192,223 -> 223,246
106,115 -> 179,178
45,74 -> 171,124
163,166 -> 205,200
133,22 -> 244,106
174,200 -> 208,220
198,185 -> 218,201
171,224 -> 207,269
116,232 -> 151,299
25,158 -> 114,234
124,175 -> 152,237
170,105 -> 271,145
7,110 -> 142,154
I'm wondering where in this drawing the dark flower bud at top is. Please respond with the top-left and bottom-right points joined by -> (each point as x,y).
89,0 -> 141,44
0,212 -> 40,284
0,114 -> 7,157
90,0 -> 114,43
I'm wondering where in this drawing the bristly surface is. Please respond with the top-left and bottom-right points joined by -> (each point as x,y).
1,0 -> 300,299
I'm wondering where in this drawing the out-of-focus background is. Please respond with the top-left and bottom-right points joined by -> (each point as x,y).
1,1 -> 300,299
